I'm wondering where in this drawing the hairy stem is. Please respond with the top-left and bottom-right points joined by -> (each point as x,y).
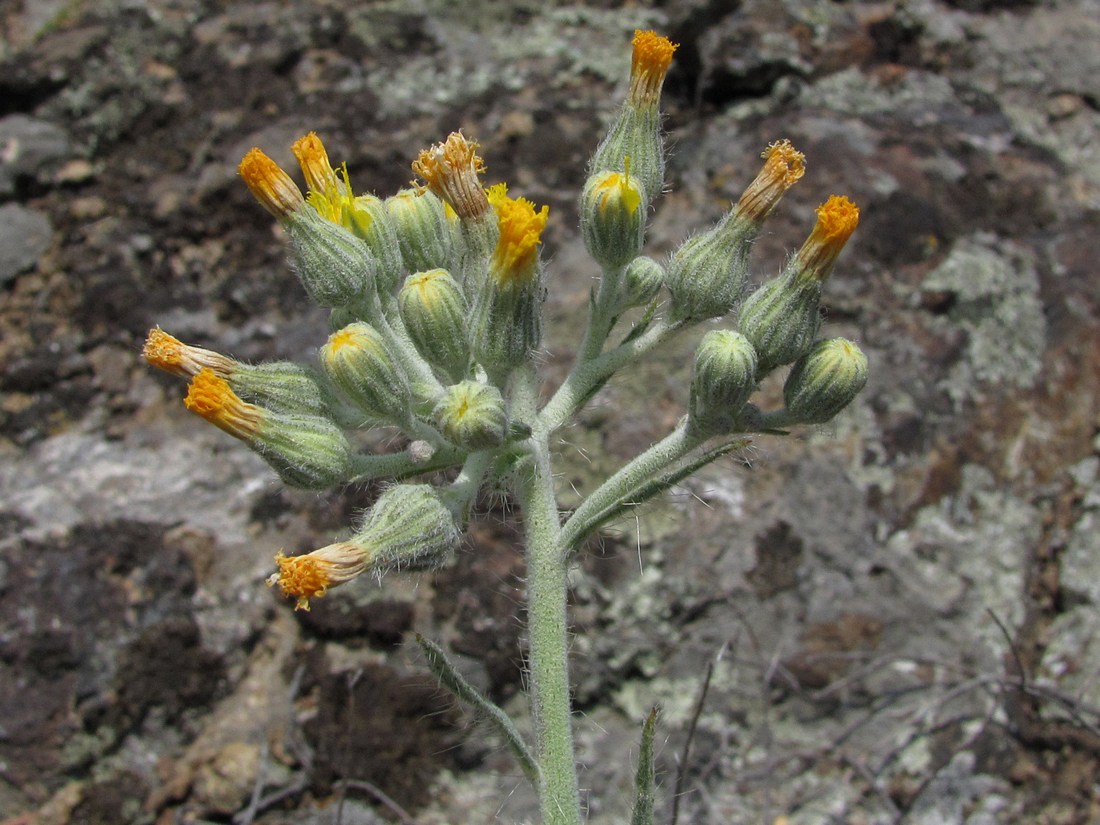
512,365 -> 582,825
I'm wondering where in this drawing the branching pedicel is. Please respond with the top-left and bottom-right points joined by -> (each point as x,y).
144,30 -> 865,825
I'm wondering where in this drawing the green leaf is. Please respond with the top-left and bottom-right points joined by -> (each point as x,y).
415,634 -> 540,787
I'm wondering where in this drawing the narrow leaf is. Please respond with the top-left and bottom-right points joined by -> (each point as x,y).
565,438 -> 748,552
630,705 -> 660,825
415,634 -> 540,786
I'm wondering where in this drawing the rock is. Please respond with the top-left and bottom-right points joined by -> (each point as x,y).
0,114 -> 71,195
0,203 -> 52,284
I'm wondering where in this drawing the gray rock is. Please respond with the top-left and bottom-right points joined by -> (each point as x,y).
0,203 -> 53,284
0,114 -> 71,195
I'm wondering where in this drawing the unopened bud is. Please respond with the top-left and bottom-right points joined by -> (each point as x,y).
581,165 -> 646,270
782,338 -> 868,424
285,209 -> 377,308
689,330 -> 758,436
736,274 -> 822,378
618,255 -> 664,311
434,380 -> 507,450
184,369 -> 352,489
322,323 -> 412,426
386,188 -> 455,274
398,269 -> 470,382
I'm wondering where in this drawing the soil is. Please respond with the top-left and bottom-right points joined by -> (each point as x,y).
2,1 -> 1099,823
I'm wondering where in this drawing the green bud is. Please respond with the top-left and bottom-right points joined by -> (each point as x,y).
386,188 -> 455,274
618,255 -> 665,310
184,368 -> 352,490
231,361 -> 337,418
398,269 -> 470,382
345,194 -> 404,294
258,411 -> 355,489
355,483 -> 462,571
737,273 -> 822,378
581,169 -> 646,270
665,214 -> 754,322
782,338 -> 868,424
434,380 -> 507,450
689,330 -> 758,436
285,209 -> 376,308
321,323 -> 412,426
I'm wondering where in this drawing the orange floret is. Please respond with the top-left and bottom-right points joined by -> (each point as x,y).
411,132 -> 490,220
793,195 -> 861,282
239,148 -> 305,220
629,30 -> 678,106
143,328 -> 234,379
183,368 -> 263,440
292,132 -> 339,197
487,184 -> 549,286
734,140 -> 807,222
267,543 -> 370,610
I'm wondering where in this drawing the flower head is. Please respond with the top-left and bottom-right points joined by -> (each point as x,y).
184,368 -> 263,441
486,183 -> 549,286
629,30 -> 678,107
412,132 -> 490,220
792,195 -> 860,282
734,140 -> 806,224
239,148 -> 306,220
143,328 -> 234,380
268,543 -> 370,611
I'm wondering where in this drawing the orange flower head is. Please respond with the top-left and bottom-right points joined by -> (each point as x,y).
487,183 -> 549,286
143,328 -> 234,380
183,368 -> 263,441
734,140 -> 806,223
238,148 -> 305,220
292,132 -> 340,199
411,132 -> 490,220
793,195 -> 861,282
629,30 -> 678,106
268,543 -> 370,610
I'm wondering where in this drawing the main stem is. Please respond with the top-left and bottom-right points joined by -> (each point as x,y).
512,365 -> 582,825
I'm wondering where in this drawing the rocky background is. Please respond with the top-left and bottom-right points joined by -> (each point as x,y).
2,0 -> 1099,823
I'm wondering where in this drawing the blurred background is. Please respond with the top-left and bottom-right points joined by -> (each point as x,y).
1,0 -> 1098,822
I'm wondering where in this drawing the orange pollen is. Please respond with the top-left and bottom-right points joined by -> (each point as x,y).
794,195 -> 861,281
269,551 -> 331,611
143,328 -> 234,379
239,148 -> 305,220
814,195 -> 861,243
488,186 -> 549,285
761,140 -> 806,187
631,30 -> 678,79
629,30 -> 678,104
734,139 -> 806,222
143,327 -> 186,374
184,369 -> 262,440
411,132 -> 489,219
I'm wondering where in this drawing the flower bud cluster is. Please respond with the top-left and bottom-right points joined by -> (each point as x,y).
145,28 -> 870,609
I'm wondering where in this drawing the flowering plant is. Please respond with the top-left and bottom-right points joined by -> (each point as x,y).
145,30 -> 864,824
